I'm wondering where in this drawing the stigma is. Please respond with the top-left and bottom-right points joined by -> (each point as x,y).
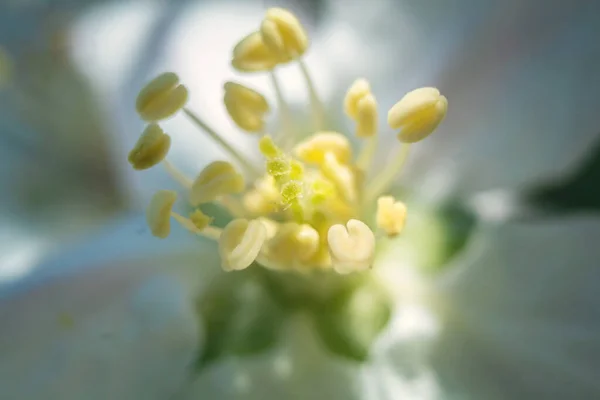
129,7 -> 448,275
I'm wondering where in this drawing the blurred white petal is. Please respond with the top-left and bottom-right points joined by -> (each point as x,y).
0,214 -> 222,399
434,215 -> 600,399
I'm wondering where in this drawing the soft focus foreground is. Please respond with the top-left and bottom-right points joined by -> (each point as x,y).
1,1 -> 600,399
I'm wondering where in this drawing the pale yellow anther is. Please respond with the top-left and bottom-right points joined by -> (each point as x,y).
260,8 -> 308,60
232,32 -> 280,72
146,190 -> 177,238
321,153 -> 356,204
388,87 -> 448,143
136,72 -> 188,121
327,219 -> 375,274
344,78 -> 371,119
344,79 -> 378,138
224,81 -> 270,133
128,123 -> 171,170
190,209 -> 213,231
219,219 -> 266,271
259,135 -> 282,159
376,196 -> 408,237
356,93 -> 378,138
189,161 -> 245,206
265,222 -> 319,264
294,132 -> 352,165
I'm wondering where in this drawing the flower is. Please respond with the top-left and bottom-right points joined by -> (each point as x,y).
2,1 -> 600,399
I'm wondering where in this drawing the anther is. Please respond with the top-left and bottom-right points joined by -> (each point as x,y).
224,81 -> 270,133
327,219 -> 375,274
146,190 -> 177,238
388,87 -> 447,143
376,196 -> 407,237
189,161 -> 245,205
136,72 -> 188,121
232,32 -> 280,72
219,219 -> 267,271
294,132 -> 352,165
128,123 -> 171,170
260,8 -> 309,60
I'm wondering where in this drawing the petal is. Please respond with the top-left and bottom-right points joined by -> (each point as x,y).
433,215 -> 600,398
0,214 -> 222,399
183,314 -> 368,400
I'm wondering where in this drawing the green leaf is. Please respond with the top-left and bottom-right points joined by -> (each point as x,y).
195,269 -> 286,369
311,277 -> 392,362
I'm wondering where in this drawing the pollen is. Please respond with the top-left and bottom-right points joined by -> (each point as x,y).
128,7 -> 447,274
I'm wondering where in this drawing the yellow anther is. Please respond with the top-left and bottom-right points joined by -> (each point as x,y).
289,160 -> 304,180
224,81 -> 270,133
146,190 -> 177,238
189,161 -> 244,206
232,31 -> 280,72
266,222 -> 319,264
294,132 -> 352,165
344,78 -> 371,119
260,8 -> 308,60
388,87 -> 448,143
259,135 -> 282,159
136,72 -> 188,121
128,123 -> 171,170
219,219 -> 266,271
356,93 -> 378,138
327,219 -> 375,274
190,209 -> 213,230
376,196 -> 407,237
281,180 -> 303,205
321,153 -> 356,204
344,79 -> 378,138
266,159 -> 291,178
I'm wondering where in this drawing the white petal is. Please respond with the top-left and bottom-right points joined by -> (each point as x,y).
433,215 -> 600,398
0,215 -> 222,399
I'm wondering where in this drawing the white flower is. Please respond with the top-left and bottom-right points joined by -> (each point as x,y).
2,1 -> 600,399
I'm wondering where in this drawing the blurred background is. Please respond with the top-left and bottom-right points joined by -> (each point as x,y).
0,0 -> 599,297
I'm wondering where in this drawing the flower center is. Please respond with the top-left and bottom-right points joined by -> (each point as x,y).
128,7 -> 448,276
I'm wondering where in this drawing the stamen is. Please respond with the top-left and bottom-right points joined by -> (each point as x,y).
189,161 -> 245,206
293,132 -> 352,165
231,31 -> 280,72
388,87 -> 448,143
269,71 -> 294,148
170,211 -> 221,240
364,143 -> 410,204
344,79 -> 378,171
261,8 -> 309,59
223,81 -> 270,133
219,219 -> 267,271
128,123 -> 171,170
146,190 -> 177,238
162,159 -> 193,189
136,72 -> 188,122
182,107 -> 261,177
262,222 -> 319,266
298,58 -> 326,131
321,153 -> 357,205
376,196 -> 407,237
327,219 -> 375,274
